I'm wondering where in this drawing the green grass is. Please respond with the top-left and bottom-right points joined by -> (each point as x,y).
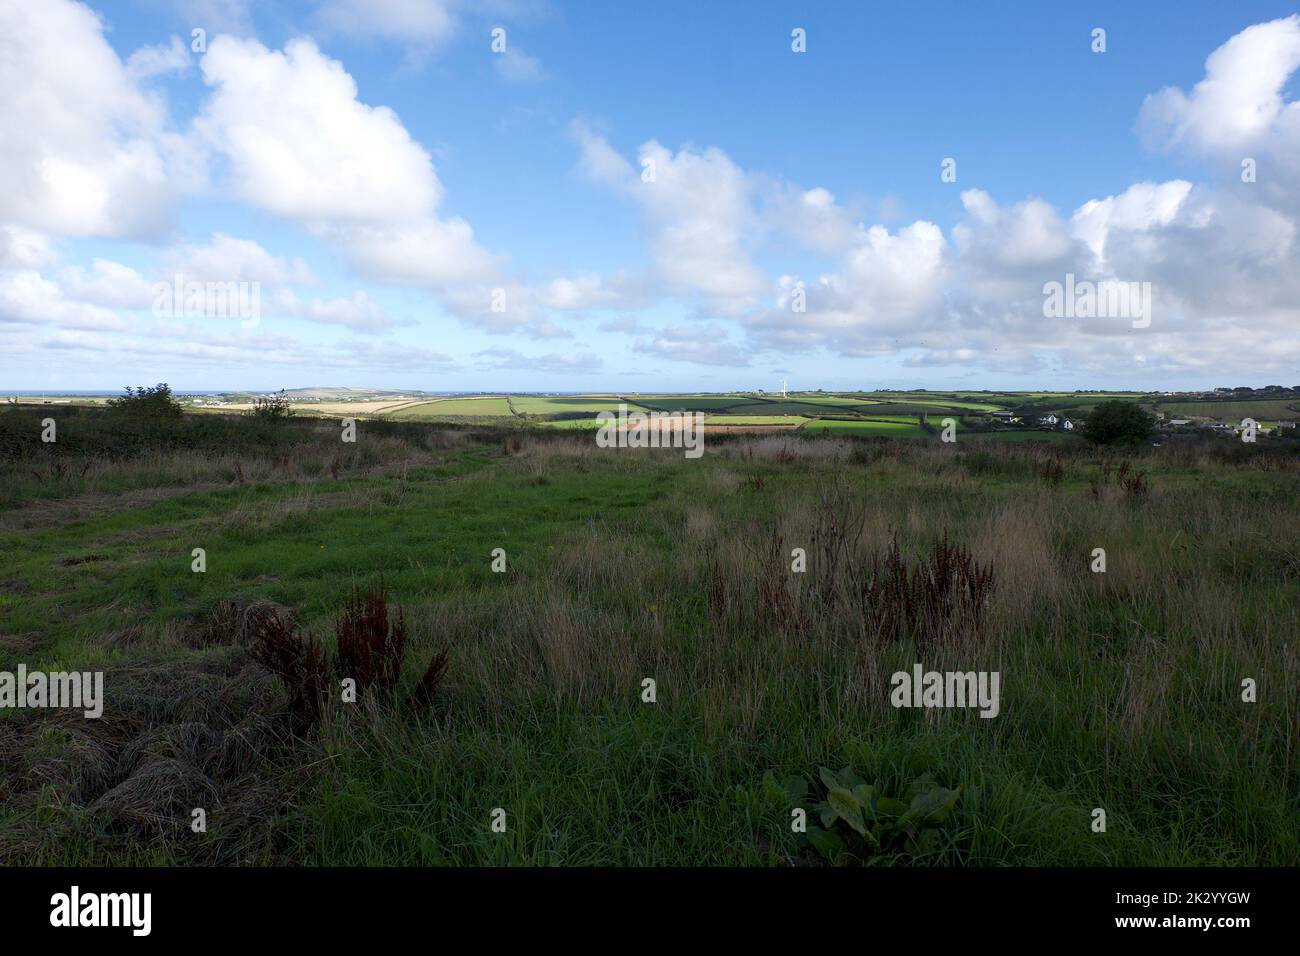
386,397 -> 513,418
534,418 -> 607,429
511,396 -> 648,415
633,396 -> 765,412
1,409 -> 1296,866
704,415 -> 809,425
769,396 -> 883,406
862,395 -> 1005,411
803,419 -> 930,437
1156,400 -> 1300,421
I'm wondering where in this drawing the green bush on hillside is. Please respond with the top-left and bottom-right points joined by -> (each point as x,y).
106,383 -> 183,420
1084,400 -> 1153,446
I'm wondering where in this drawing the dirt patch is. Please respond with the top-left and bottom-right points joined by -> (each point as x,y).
0,633 -> 41,656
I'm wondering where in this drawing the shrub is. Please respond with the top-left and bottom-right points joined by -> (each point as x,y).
106,383 -> 183,420
1084,400 -> 1153,446
249,389 -> 293,421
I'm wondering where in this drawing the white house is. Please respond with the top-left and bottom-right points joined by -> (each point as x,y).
1062,420 -> 1075,431
1039,414 -> 1059,426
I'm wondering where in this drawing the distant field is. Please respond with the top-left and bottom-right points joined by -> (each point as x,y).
634,396 -> 763,412
850,403 -> 969,416
534,418 -> 606,429
733,402 -> 857,416
703,415 -> 809,425
185,399 -> 429,416
538,415 -> 808,430
866,395 -> 1004,411
770,396 -> 882,406
386,398 -> 513,418
1026,392 -> 1149,399
512,396 -> 647,415
913,400 -> 1002,411
1157,399 -> 1300,420
294,400 -> 425,415
803,419 -> 929,437
11,395 -> 114,405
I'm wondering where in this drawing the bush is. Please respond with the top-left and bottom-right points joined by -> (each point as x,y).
249,389 -> 293,421
106,383 -> 183,420
1084,400 -> 1153,446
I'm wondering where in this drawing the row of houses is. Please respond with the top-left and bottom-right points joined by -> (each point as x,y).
986,410 -> 1079,431
1160,418 -> 1296,435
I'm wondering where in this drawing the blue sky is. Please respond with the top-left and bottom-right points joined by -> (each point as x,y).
2,0 -> 1299,392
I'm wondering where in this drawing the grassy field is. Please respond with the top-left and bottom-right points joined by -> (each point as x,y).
804,419 -> 930,437
511,396 -> 647,415
704,415 -> 809,426
213,400 -> 424,416
635,396 -> 765,412
1155,400 -> 1300,420
534,418 -> 607,429
765,396 -> 883,407
386,398 -> 513,418
0,406 -> 1296,866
